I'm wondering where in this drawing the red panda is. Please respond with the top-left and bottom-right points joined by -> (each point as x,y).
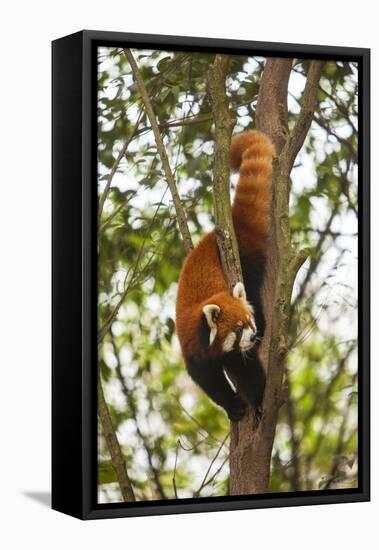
176,130 -> 274,421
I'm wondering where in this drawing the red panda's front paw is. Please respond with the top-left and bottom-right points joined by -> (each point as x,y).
227,395 -> 247,422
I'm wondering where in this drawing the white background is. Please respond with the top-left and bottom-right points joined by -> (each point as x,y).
0,1 -> 376,548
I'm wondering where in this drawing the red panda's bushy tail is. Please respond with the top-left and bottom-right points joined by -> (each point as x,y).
230,130 -> 275,257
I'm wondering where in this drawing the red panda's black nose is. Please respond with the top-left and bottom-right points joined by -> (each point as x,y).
250,334 -> 257,343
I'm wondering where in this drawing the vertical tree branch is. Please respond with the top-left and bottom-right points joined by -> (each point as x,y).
255,58 -> 293,152
124,48 -> 193,254
281,61 -> 324,173
228,58 -> 293,494
98,375 -> 136,501
207,55 -> 240,288
229,59 -> 323,494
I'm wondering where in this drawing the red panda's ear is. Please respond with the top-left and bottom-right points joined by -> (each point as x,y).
233,282 -> 247,301
202,304 -> 220,327
202,304 -> 220,346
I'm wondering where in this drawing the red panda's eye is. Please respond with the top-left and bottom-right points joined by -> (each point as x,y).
235,325 -> 243,335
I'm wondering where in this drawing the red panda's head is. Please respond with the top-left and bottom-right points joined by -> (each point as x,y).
202,282 -> 258,356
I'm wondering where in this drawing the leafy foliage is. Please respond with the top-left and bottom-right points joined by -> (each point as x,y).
97,48 -> 358,502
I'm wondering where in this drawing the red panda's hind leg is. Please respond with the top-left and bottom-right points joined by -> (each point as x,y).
187,358 -> 247,421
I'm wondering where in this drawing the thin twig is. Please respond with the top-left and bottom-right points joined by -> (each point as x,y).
282,61 -> 324,173
97,185 -> 169,343
323,372 -> 358,489
283,378 -> 301,491
178,435 -> 209,452
111,332 -> 167,500
98,375 -> 136,501
98,111 -> 144,220
172,440 -> 180,499
318,81 -> 358,133
292,203 -> 339,310
124,48 -> 193,254
172,394 -> 225,446
200,455 -> 229,492
99,190 -> 138,232
313,113 -> 357,163
132,97 -> 257,138
98,52 -> 194,222
194,432 -> 230,497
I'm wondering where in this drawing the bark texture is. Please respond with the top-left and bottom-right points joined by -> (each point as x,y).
124,48 -> 194,254
207,55 -> 241,288
98,376 -> 136,501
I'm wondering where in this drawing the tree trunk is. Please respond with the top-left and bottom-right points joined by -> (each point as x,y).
229,59 -> 292,493
228,58 -> 323,494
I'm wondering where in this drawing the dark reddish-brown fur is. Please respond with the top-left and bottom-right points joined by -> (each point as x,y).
175,130 -> 274,419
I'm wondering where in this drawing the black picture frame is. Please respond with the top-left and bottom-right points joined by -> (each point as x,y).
52,30 -> 370,520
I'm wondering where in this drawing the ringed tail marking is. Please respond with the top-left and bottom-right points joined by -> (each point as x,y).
231,130 -> 275,257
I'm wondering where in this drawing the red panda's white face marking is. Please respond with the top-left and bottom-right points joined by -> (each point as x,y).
202,304 -> 220,346
223,317 -> 257,352
222,332 -> 237,352
239,324 -> 257,352
203,283 -> 258,352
